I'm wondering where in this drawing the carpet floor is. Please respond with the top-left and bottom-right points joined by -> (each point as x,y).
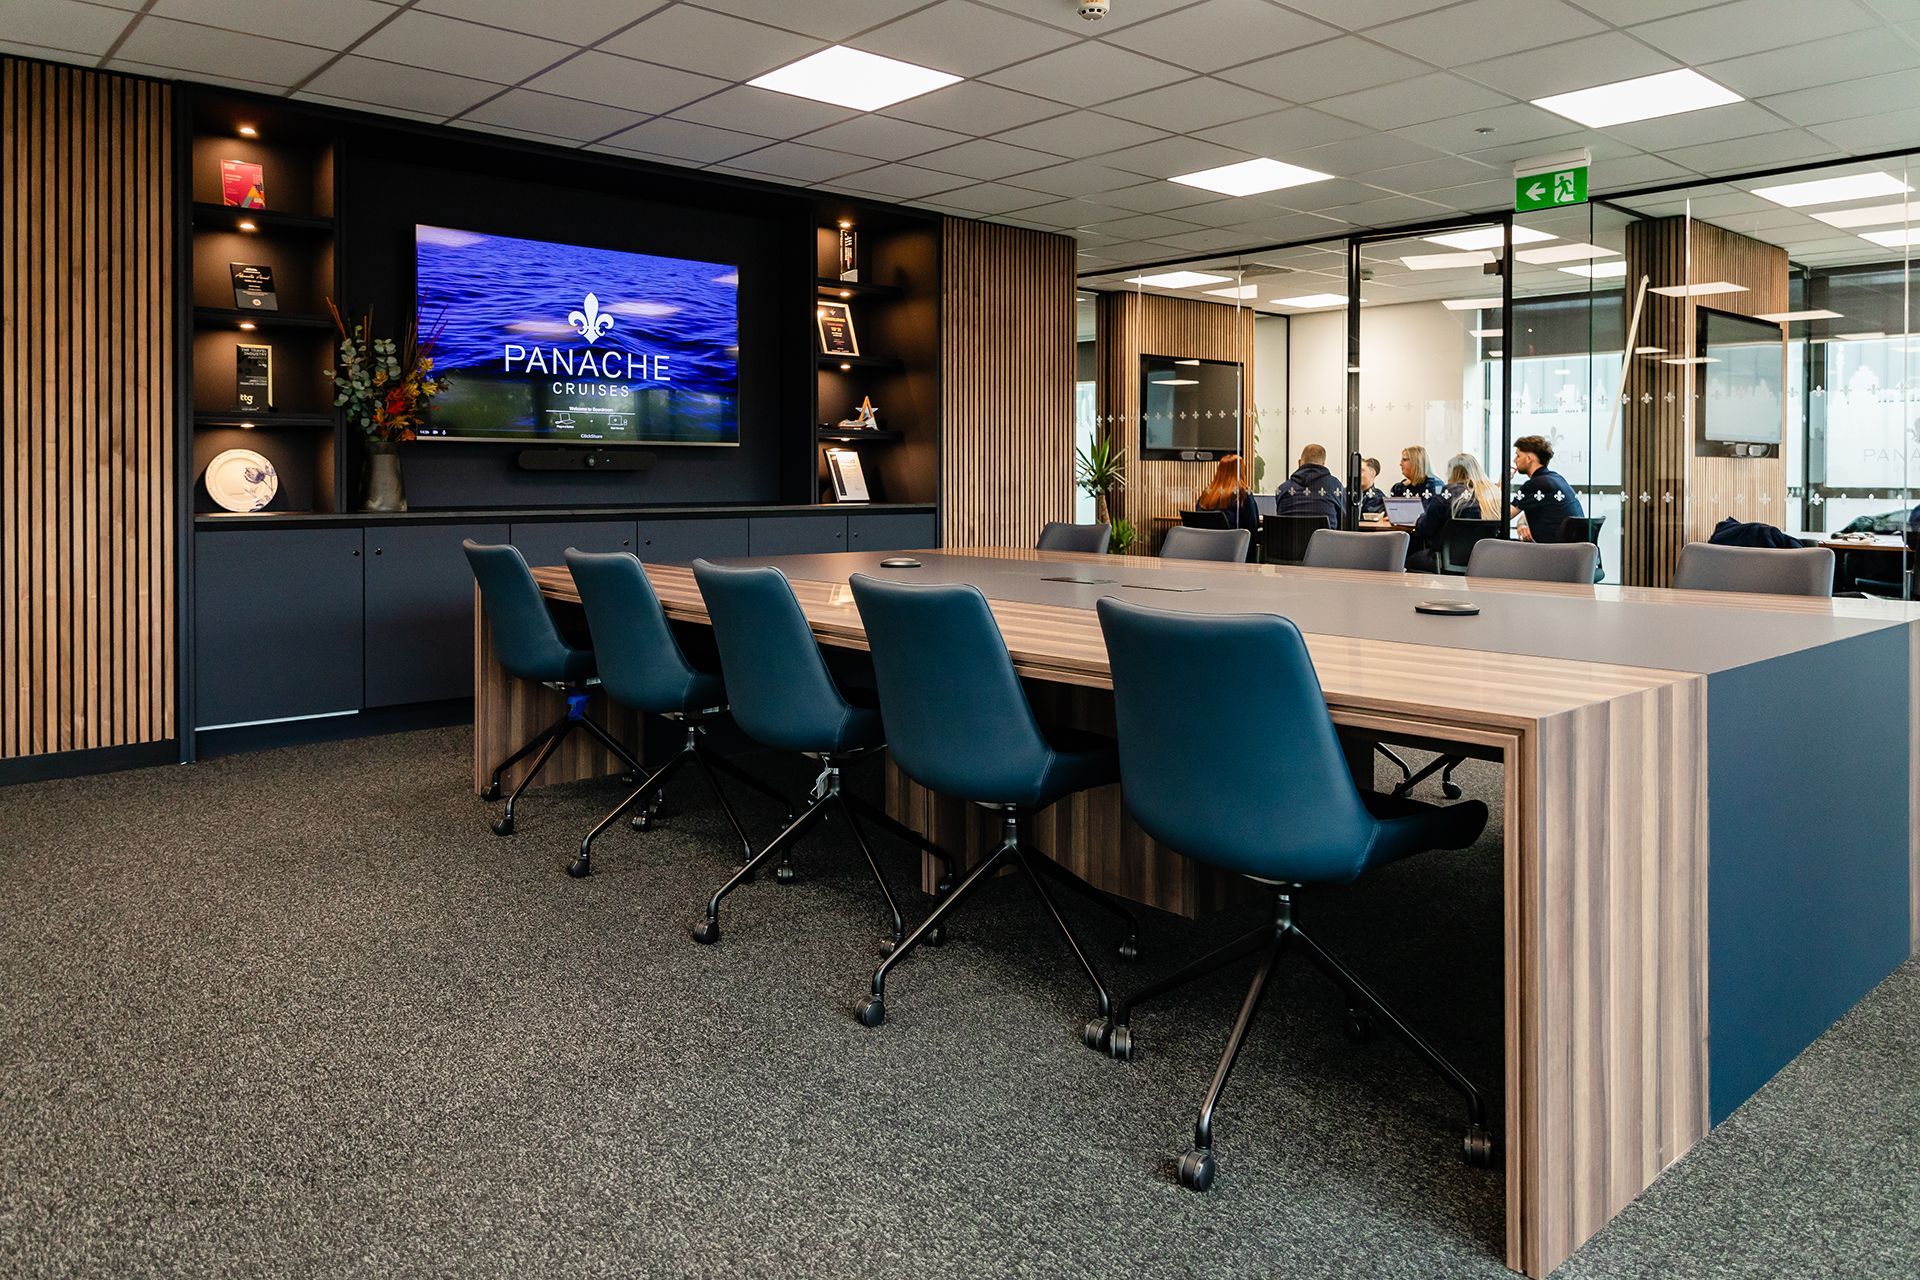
0,727 -> 1912,1278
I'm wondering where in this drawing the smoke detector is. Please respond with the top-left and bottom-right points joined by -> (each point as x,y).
1077,1 -> 1110,19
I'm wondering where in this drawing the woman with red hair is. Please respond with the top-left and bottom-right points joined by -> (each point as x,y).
1193,454 -> 1259,537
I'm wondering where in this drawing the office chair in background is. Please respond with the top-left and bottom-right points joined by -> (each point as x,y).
1178,508 -> 1232,529
1302,528 -> 1407,572
1560,515 -> 1608,582
1259,514 -> 1329,565
1160,526 -> 1250,562
1036,522 -> 1111,554
1437,517 -> 1503,575
1672,542 -> 1835,597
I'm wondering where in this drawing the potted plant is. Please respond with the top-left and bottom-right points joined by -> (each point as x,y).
325,300 -> 447,512
1106,517 -> 1137,556
1075,435 -> 1126,525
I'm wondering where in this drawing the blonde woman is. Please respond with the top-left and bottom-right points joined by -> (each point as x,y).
1410,453 -> 1500,571
1390,445 -> 1444,501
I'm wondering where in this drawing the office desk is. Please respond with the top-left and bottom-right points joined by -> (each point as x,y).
1794,531 -> 1905,554
475,549 -> 1920,1278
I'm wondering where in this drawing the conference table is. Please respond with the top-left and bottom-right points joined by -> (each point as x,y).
473,546 -> 1920,1278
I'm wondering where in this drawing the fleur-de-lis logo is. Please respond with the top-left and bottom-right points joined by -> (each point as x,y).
567,293 -> 615,345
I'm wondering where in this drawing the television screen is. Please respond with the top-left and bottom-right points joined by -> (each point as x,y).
1698,308 -> 1783,445
1139,356 -> 1242,457
415,224 -> 739,446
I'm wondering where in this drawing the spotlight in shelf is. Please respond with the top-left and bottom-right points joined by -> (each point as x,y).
237,219 -> 257,232
238,321 -> 256,331
839,362 -> 851,371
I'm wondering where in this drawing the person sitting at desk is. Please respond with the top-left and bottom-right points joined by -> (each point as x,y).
1192,454 -> 1261,533
1390,445 -> 1444,502
1274,443 -> 1346,526
1409,452 -> 1501,571
1357,457 -> 1387,518
1510,434 -> 1583,542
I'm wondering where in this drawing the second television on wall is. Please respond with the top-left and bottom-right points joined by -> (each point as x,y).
413,224 -> 741,447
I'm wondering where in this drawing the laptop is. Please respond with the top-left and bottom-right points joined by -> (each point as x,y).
1252,494 -> 1279,519
1383,496 -> 1427,525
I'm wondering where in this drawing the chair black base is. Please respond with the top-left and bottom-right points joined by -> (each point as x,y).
566,716 -> 791,878
855,808 -> 1141,1029
1390,752 -> 1463,800
691,752 -> 956,952
1085,886 -> 1493,1189
482,687 -> 642,837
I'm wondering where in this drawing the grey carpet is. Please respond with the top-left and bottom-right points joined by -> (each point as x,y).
0,728 -> 1911,1278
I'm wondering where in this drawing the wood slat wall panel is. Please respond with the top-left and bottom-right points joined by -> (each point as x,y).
1096,291 -> 1255,550
938,218 -> 1077,548
1,58 -> 173,760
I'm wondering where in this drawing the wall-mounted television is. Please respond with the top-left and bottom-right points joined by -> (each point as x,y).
1696,306 -> 1784,457
415,224 -> 739,447
1139,355 -> 1242,459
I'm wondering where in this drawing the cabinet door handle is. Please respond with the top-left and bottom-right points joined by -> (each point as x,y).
373,548 -> 383,556
352,549 -> 361,557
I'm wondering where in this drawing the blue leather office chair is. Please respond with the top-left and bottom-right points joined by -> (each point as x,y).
1036,521 -> 1111,553
847,574 -> 1140,1029
465,539 -> 642,837
1095,597 -> 1495,1189
563,549 -> 789,878
1160,525 -> 1250,562
687,560 -> 955,950
1303,528 -> 1407,572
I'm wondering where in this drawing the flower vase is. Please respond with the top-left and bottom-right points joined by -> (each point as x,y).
362,441 -> 407,512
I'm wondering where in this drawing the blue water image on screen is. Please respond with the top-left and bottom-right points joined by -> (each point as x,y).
416,224 -> 739,446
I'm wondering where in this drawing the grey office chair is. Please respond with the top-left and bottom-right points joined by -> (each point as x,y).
1303,528 -> 1407,572
1037,522 -> 1111,554
1160,525 -> 1250,562
1466,538 -> 1598,584
1672,542 -> 1834,597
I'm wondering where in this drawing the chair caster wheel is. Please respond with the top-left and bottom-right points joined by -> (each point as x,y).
565,855 -> 590,879
631,813 -> 652,832
924,924 -> 946,946
1107,1024 -> 1133,1061
1117,938 -> 1139,961
877,935 -> 899,956
691,919 -> 720,945
480,784 -> 501,802
1462,1125 -> 1495,1168
491,817 -> 514,837
1442,782 -> 1463,800
774,863 -> 797,885
1176,1149 -> 1216,1191
856,997 -> 886,1028
1082,1018 -> 1111,1052
1343,1008 -> 1373,1044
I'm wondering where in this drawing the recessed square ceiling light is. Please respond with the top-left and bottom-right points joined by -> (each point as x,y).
1267,292 -> 1346,308
748,46 -> 961,112
1634,346 -> 1666,355
1661,356 -> 1719,365
1532,68 -> 1741,129
1836,331 -> 1887,339
1402,251 -> 1493,270
1469,327 -> 1501,337
1755,309 -> 1843,323
1809,203 -> 1916,229
1560,261 -> 1629,279
1752,172 -> 1911,208
1423,226 -> 1555,251
1517,242 -> 1621,265
1203,284 -> 1261,299
1860,227 -> 1920,248
1125,270 -> 1233,288
1169,157 -> 1333,197
1648,280 -> 1746,297
1441,297 -> 1502,311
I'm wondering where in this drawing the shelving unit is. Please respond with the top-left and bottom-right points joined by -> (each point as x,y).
185,94 -> 342,516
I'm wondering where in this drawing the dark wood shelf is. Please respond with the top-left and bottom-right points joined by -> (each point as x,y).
817,428 -> 904,443
817,353 -> 903,370
194,306 -> 334,330
815,277 -> 902,300
195,411 -> 335,429
192,202 -> 333,235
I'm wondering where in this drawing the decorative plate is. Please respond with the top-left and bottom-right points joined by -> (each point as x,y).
205,448 -> 278,513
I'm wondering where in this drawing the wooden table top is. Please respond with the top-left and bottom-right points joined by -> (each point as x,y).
1794,531 -> 1907,553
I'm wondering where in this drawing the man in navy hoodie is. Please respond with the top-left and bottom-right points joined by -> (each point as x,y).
1274,443 -> 1346,526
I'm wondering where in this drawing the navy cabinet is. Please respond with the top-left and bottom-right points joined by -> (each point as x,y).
196,528 -> 365,729
508,519 -> 635,566
749,514 -> 847,555
635,517 -> 750,563
364,522 -> 508,708
848,512 -> 938,552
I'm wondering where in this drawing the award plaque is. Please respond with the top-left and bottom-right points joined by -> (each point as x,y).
826,448 -> 870,503
229,262 -> 279,311
236,343 -> 273,410
838,226 -> 858,282
816,301 -> 859,357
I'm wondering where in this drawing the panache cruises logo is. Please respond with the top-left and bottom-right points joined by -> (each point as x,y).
504,291 -> 671,390
568,292 -> 614,345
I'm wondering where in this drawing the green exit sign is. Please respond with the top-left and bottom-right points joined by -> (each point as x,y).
1515,155 -> 1589,212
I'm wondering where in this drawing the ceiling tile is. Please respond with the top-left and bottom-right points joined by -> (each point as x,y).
1807,105 -> 1920,156
1389,102 -> 1573,157
449,119 -> 580,149
1164,197 -> 1301,228
1358,154 -> 1503,194
1288,131 -> 1443,174
1210,208 -> 1350,242
694,0 -> 946,41
980,39 -> 1190,107
1418,177 -> 1516,210
1369,0 -> 1603,67
1012,197 -> 1133,228
1099,181 -> 1231,215
795,115 -> 972,162
989,111 -> 1170,158
1100,77 -> 1277,132
832,163 -> 971,200
455,88 -> 647,142
1193,105 -> 1376,153
1083,211 -> 1210,240
109,57 -> 292,94
1102,0 -> 1339,73
915,137 -> 1060,180
293,91 -> 445,125
1096,135 -> 1250,180
1702,30 -> 1920,101
114,16 -> 334,85
726,140 -> 875,183
1585,153 -> 1694,190
303,55 -> 500,117
1156,226 -> 1271,252
1605,101 -> 1801,153
151,0 -> 390,49
1319,192 -> 1450,225
1218,34 -> 1427,102
1758,68 -> 1920,127
415,0 -> 641,45
599,6 -> 821,81
527,51 -> 729,117
1569,0 -> 1723,22
2,0 -> 136,56
1314,72 -> 1510,131
1660,129 -> 1841,175
852,0 -> 1076,76
673,85 -> 858,137
1455,32 -> 1677,102
882,80 -> 1070,133
353,10 -> 573,83
1628,0 -> 1875,66
929,181 -> 1058,214
596,117 -> 772,165
1007,158 -> 1148,197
